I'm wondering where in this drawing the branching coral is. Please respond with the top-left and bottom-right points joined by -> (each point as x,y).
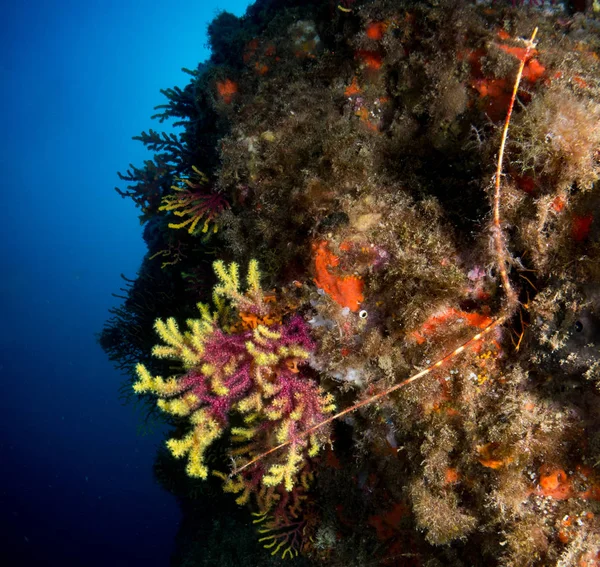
159,165 -> 229,235
116,156 -> 173,220
133,260 -> 334,488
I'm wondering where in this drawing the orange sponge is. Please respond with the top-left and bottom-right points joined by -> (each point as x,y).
313,240 -> 364,312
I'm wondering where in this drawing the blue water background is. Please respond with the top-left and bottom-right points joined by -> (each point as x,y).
1,1 -> 248,564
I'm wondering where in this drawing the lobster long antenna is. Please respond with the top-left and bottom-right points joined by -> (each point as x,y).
491,27 -> 538,309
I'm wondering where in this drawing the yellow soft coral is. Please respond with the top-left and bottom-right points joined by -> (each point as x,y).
133,260 -> 334,496
159,166 -> 228,235
165,408 -> 223,478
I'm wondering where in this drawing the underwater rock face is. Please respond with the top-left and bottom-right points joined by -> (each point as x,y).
103,0 -> 600,565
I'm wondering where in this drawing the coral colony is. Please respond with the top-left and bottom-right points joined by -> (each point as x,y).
101,0 -> 600,564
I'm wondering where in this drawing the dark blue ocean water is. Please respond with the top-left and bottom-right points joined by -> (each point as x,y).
1,1 -> 248,564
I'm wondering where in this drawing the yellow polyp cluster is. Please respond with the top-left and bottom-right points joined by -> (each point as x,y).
205,359 -> 232,396
151,318 -> 203,368
262,445 -> 304,492
156,393 -> 199,416
133,364 -> 181,396
230,425 -> 257,439
213,259 -> 272,315
246,340 -> 281,366
246,326 -> 311,368
276,419 -> 292,444
307,434 -> 322,457
264,398 -> 287,420
277,344 -> 310,359
215,471 -> 253,505
165,409 -> 223,479
200,362 -> 215,376
210,376 -> 229,396
195,301 -> 217,326
212,259 -> 241,299
246,259 -> 261,292
253,325 -> 281,343
236,392 -> 263,414
133,363 -> 160,394
133,307 -> 218,399
289,403 -> 305,421
317,392 -> 336,415
221,358 -> 237,376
